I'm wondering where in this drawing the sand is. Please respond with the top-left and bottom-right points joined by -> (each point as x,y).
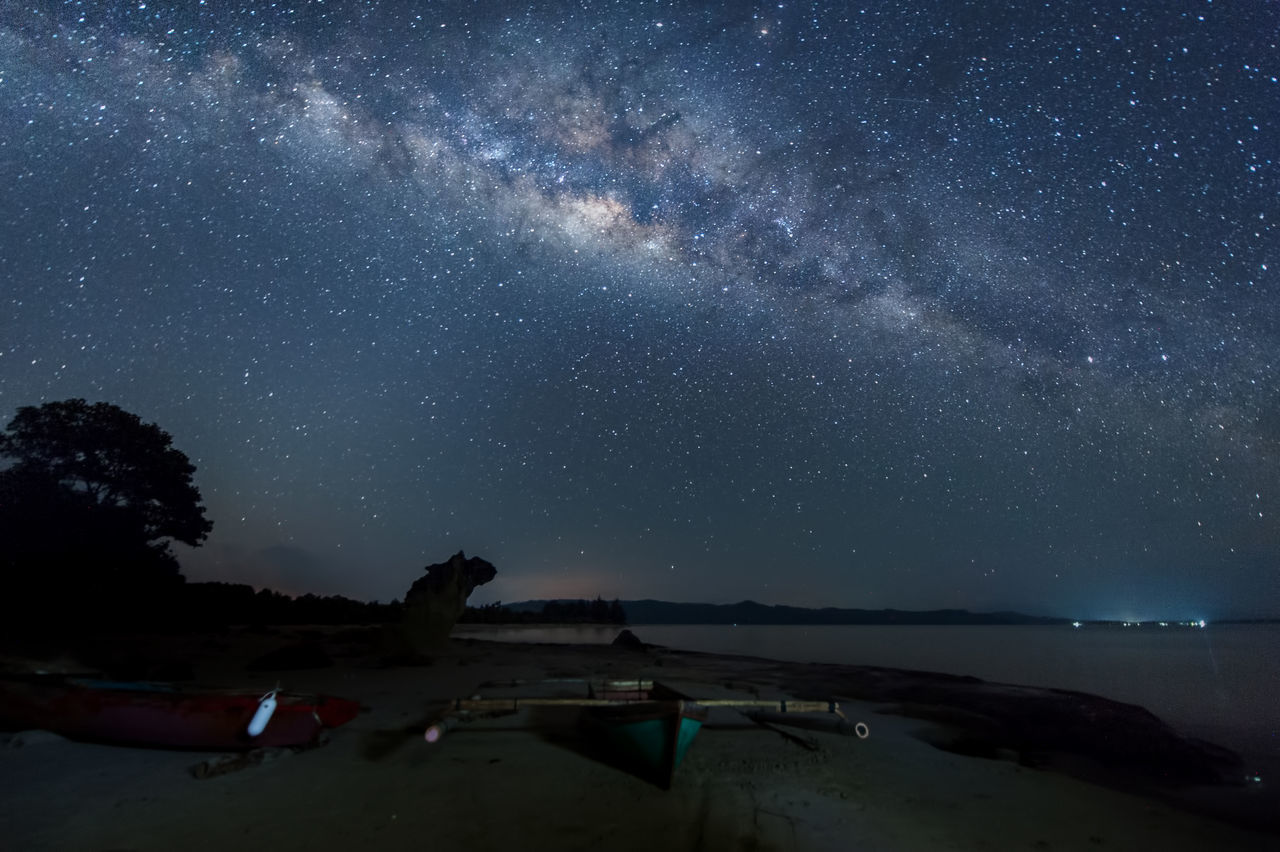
1,627 -> 1276,851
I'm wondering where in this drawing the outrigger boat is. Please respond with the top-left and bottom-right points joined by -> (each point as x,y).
583,680 -> 708,787
0,673 -> 361,751
425,679 -> 858,788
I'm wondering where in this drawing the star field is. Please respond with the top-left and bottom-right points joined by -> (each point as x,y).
1,1 -> 1276,618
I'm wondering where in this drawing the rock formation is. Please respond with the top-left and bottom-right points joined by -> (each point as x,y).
611,628 -> 646,650
395,551 -> 497,653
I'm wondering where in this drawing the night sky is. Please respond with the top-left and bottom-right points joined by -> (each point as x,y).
2,1 -> 1276,619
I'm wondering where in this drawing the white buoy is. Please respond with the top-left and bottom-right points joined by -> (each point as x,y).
247,690 -> 278,737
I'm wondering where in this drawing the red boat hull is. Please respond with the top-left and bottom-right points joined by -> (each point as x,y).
0,676 -> 360,750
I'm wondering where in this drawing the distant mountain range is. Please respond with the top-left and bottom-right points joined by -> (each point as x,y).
502,598 -> 1064,626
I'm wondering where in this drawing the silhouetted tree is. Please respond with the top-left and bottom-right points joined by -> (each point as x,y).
0,399 -> 213,630
590,596 -> 610,622
459,601 -> 521,624
608,599 -> 626,624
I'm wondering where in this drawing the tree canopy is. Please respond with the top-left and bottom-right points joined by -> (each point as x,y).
0,399 -> 213,627
1,399 -> 212,546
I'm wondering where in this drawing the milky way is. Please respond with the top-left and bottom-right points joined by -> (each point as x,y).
2,1 -> 1276,617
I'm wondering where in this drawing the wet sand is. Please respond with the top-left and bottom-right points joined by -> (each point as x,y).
1,627 -> 1276,851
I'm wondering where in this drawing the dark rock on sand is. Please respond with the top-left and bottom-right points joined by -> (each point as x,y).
611,629 -> 646,649
776,662 -> 1245,787
190,746 -> 290,779
4,730 -> 69,748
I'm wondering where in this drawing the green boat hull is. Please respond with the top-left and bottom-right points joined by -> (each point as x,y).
588,696 -> 708,788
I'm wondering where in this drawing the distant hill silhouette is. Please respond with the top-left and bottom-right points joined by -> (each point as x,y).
503,599 -> 1064,626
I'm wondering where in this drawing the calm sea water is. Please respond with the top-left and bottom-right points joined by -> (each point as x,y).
453,623 -> 1280,761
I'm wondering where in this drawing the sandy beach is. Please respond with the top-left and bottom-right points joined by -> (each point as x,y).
1,626 -> 1276,851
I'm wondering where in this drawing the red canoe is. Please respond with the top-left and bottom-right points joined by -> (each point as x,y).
0,675 -> 360,750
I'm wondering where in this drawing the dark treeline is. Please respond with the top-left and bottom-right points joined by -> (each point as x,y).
182,582 -> 400,627
618,599 -> 1063,625
459,597 -> 626,625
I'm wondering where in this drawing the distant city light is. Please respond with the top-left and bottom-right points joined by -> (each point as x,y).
1072,621 -> 1081,628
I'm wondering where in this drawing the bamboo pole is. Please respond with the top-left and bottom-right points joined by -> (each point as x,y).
452,698 -> 639,711
442,697 -> 842,714
692,700 -> 841,713
478,678 -> 654,689
425,697 -> 858,744
745,711 -> 870,739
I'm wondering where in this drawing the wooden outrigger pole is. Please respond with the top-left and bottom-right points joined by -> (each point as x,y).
437,696 -> 846,715
427,685 -> 870,747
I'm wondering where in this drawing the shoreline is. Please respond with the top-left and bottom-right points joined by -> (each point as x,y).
457,621 -> 1280,762
1,625 -> 1277,849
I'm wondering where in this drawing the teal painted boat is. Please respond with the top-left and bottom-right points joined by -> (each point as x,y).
432,679 -> 852,788
584,681 -> 708,788
430,680 -> 860,788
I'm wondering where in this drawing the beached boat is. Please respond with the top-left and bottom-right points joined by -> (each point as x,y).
0,674 -> 360,750
581,681 -> 709,788
426,679 -> 853,788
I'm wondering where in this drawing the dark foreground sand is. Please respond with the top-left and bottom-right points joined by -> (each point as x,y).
1,626 -> 1276,851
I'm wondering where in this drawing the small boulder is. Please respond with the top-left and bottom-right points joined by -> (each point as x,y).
5,729 -> 68,748
612,629 -> 646,650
